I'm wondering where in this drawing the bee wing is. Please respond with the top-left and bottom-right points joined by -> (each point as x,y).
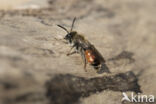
81,41 -> 91,49
90,45 -> 106,62
77,38 -> 105,62
80,39 -> 92,49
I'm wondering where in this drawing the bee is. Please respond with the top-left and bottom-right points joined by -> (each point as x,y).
57,17 -> 110,74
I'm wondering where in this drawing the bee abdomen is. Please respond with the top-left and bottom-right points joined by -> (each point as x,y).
85,49 -> 110,73
85,50 -> 95,63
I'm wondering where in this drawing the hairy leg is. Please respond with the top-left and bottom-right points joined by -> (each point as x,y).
81,50 -> 87,72
66,46 -> 75,56
67,51 -> 77,56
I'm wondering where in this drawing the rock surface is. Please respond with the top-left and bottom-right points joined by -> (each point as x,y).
0,0 -> 156,104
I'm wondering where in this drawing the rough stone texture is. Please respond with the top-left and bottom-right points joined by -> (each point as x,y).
0,0 -> 156,104
46,71 -> 141,104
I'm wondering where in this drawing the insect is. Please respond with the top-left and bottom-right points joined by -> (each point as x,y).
57,17 -> 110,74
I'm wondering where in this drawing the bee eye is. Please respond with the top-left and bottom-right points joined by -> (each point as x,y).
64,34 -> 70,40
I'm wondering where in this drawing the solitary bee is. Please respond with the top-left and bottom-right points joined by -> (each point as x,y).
57,17 -> 110,74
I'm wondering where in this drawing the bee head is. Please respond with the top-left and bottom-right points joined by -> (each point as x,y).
57,17 -> 77,43
64,31 -> 77,43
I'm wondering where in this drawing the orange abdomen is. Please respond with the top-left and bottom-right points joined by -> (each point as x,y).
85,50 -> 95,63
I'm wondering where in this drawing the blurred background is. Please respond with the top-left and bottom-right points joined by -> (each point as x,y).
0,0 -> 155,104
0,0 -> 47,10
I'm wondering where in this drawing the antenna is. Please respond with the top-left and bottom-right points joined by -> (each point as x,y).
70,17 -> 76,32
57,25 -> 69,33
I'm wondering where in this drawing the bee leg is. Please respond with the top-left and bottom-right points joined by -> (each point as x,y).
81,51 -> 87,72
54,37 -> 67,44
67,51 -> 77,56
84,61 -> 87,72
66,43 -> 79,56
66,46 -> 75,56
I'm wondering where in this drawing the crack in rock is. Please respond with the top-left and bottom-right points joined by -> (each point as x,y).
46,71 -> 141,104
